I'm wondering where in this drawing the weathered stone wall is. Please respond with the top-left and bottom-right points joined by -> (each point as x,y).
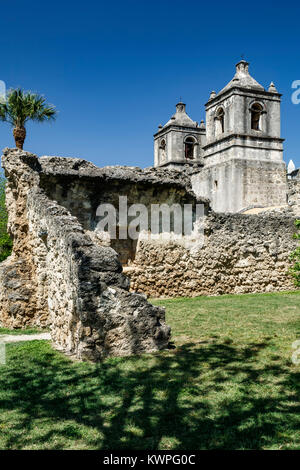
37,158 -> 207,265
0,149 -> 171,360
0,151 -> 49,327
191,157 -> 287,213
288,179 -> 300,208
127,210 -> 298,297
0,148 -> 298,357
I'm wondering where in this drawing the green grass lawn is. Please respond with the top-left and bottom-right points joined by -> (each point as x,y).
0,291 -> 300,450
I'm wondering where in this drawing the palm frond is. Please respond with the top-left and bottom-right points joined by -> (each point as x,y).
0,88 -> 57,127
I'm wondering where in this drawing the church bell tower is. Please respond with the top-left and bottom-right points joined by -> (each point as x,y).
154,102 -> 206,169
192,60 -> 287,212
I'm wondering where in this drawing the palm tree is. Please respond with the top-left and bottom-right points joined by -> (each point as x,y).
0,88 -> 57,149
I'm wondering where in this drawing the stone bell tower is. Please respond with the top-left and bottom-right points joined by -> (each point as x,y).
191,60 -> 287,212
154,102 -> 206,169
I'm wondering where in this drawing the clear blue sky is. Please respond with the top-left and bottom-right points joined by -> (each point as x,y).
0,0 -> 300,168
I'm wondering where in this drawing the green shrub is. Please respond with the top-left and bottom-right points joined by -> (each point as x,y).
290,220 -> 300,286
0,171 -> 12,262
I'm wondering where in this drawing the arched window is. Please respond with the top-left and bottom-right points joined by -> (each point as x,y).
215,107 -> 225,135
184,136 -> 196,159
159,139 -> 166,162
251,103 -> 263,130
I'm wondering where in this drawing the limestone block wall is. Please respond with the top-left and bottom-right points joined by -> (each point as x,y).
128,211 -> 298,298
191,158 -> 287,213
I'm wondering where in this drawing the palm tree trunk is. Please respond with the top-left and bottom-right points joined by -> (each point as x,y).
13,126 -> 26,150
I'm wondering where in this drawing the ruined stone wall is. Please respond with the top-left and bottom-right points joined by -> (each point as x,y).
1,148 -> 298,356
0,151 -> 49,327
127,210 -> 298,297
0,149 -> 171,361
37,153 -> 296,299
37,159 -> 205,266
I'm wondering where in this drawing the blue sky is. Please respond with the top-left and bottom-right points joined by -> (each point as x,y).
0,0 -> 300,168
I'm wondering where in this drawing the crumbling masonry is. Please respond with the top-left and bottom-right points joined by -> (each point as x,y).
0,148 -> 299,361
0,149 -> 173,360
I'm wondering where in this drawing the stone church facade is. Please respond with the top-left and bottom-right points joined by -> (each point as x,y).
154,60 -> 287,213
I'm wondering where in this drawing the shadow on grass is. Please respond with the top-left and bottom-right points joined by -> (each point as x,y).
0,339 -> 299,449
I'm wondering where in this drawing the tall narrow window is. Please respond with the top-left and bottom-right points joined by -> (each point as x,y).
184,136 -> 196,159
159,139 -> 166,162
251,103 -> 263,130
215,107 -> 225,135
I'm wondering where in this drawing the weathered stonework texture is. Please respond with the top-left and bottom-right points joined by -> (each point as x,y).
0,152 -> 48,328
0,149 -> 171,361
288,179 -> 300,209
0,148 -> 299,360
191,158 -> 287,213
127,211 -> 298,297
